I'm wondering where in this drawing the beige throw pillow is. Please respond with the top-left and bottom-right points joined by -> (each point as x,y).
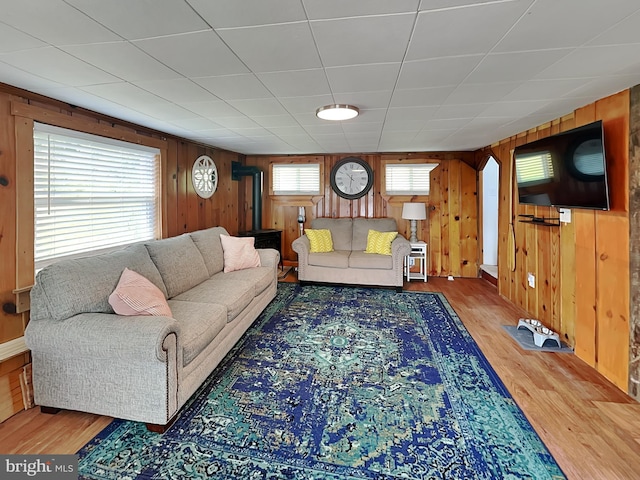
220,235 -> 261,273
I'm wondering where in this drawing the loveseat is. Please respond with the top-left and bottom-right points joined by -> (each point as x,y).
292,217 -> 411,291
24,226 -> 279,430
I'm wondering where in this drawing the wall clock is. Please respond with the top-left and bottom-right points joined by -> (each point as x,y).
330,157 -> 373,200
192,155 -> 218,199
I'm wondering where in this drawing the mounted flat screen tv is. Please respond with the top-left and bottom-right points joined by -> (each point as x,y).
514,120 -> 610,210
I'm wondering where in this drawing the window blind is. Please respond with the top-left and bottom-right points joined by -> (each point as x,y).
272,164 -> 320,195
385,163 -> 437,195
515,152 -> 554,185
34,123 -> 161,269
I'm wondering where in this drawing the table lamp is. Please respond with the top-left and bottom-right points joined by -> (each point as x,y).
402,202 -> 427,243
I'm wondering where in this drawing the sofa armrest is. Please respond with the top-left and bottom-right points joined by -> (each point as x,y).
391,235 -> 412,265
292,235 -> 310,256
257,248 -> 280,268
25,313 -> 179,363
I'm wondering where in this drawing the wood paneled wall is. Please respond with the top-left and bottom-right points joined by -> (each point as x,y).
243,152 -> 479,278
492,90 -> 630,391
0,84 -> 242,422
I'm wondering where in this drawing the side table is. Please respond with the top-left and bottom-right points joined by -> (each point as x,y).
405,241 -> 428,282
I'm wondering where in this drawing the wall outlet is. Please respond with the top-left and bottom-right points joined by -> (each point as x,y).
527,272 -> 535,288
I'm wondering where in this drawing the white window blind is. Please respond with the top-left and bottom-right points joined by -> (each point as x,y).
34,123 -> 161,269
515,152 -> 554,186
272,163 -> 320,195
385,163 -> 437,195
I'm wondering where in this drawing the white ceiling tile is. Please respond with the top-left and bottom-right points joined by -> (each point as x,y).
213,116 -> 261,129
310,14 -> 415,67
407,2 -> 531,60
227,98 -> 290,117
303,0 -> 420,19
134,31 -> 249,77
443,82 -> 521,105
62,42 -> 181,82
494,0 -> 640,52
134,78 -> 215,103
502,79 -> 595,102
65,0 -> 209,40
0,47 -> 120,86
436,103 -> 489,119
478,100 -> 551,118
0,23 -> 46,53
257,69 -> 331,97
279,95 -> 335,114
397,56 -> 483,89
333,91 -> 393,110
419,0 -> 524,10
80,83 -> 167,109
217,22 -> 321,73
325,64 -> 401,93
181,101 -> 243,118
252,115 -> 300,129
536,45 -> 640,79
391,86 -> 456,107
587,10 -> 640,46
194,74 -> 272,101
188,0 -> 307,28
2,0 -> 120,45
170,117 -> 224,131
466,50 -> 572,84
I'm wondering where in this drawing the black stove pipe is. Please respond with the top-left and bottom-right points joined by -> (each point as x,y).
231,161 -> 262,231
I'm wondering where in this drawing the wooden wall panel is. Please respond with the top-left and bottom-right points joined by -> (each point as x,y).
245,153 -> 479,278
494,90 -> 630,391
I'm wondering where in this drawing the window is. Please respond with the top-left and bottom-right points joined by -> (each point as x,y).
515,151 -> 554,186
271,163 -> 321,195
34,123 -> 161,269
385,163 -> 437,195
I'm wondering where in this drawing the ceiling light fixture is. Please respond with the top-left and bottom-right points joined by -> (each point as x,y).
315,104 -> 359,121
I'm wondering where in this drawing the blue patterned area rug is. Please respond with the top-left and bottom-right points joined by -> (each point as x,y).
77,284 -> 565,479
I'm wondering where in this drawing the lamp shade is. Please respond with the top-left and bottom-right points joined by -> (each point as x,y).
402,202 -> 427,220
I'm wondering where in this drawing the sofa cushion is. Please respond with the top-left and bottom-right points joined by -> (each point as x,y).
311,218 -> 353,250
220,235 -> 261,273
308,251 -> 350,268
365,230 -> 398,255
349,251 -> 394,269
190,226 -> 228,276
29,243 -> 167,322
305,229 -> 334,253
223,266 -> 274,296
352,218 -> 397,250
168,300 -> 227,366
172,277 -> 254,323
145,234 -> 209,298
109,268 -> 173,316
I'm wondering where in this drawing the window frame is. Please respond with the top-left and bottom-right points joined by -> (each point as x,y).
383,161 -> 439,196
33,122 -> 163,270
269,161 -> 324,196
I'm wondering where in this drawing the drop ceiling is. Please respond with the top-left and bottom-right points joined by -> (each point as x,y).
1,0 -> 640,155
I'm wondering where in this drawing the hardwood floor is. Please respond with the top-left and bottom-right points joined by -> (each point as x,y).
1,275 -> 639,479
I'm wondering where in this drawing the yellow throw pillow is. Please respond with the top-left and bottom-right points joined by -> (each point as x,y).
306,229 -> 334,253
365,230 -> 398,255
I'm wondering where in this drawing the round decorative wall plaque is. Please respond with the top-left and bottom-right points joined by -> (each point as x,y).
192,155 -> 218,199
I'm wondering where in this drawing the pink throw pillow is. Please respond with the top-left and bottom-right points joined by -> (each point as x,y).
109,268 -> 172,316
220,235 -> 261,273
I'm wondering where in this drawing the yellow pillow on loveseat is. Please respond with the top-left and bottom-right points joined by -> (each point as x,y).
305,229 -> 334,253
365,230 -> 398,255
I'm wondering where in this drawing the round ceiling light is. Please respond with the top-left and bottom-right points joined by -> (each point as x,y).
315,104 -> 359,121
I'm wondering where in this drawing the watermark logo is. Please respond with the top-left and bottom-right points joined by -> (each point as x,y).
1,455 -> 77,479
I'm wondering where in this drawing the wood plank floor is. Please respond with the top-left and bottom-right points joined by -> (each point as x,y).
1,276 -> 639,479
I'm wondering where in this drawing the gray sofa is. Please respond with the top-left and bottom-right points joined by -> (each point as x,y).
292,218 -> 411,291
24,226 -> 279,430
